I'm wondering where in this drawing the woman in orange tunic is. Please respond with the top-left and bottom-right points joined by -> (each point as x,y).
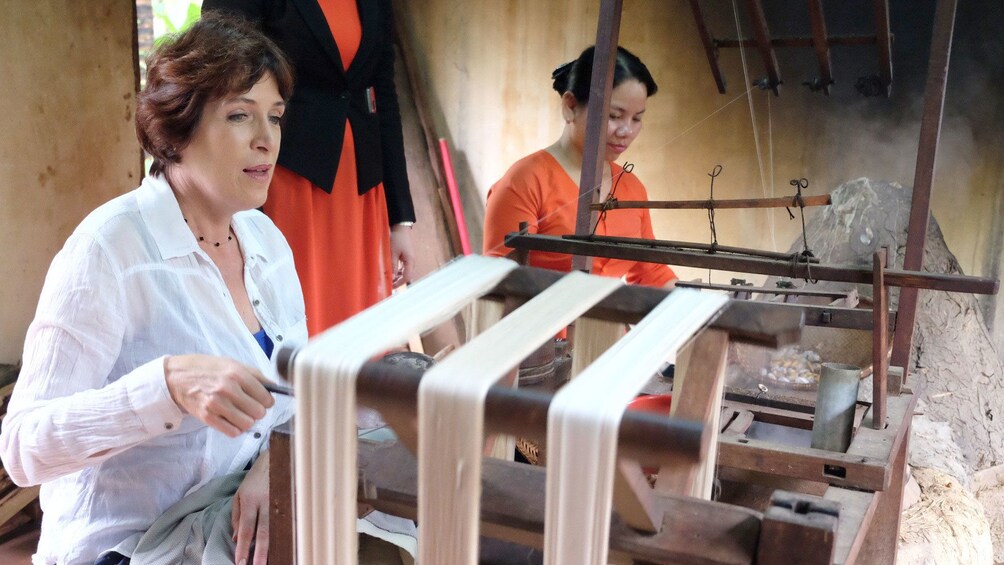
483,46 -> 675,287
204,0 -> 416,336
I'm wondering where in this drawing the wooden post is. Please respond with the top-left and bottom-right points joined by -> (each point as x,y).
269,427 -> 295,565
872,249 -> 888,429
656,329 -> 730,498
890,0 -> 959,378
756,491 -> 838,564
572,0 -> 622,273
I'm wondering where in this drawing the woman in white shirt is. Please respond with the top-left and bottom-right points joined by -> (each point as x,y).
0,14 -> 304,565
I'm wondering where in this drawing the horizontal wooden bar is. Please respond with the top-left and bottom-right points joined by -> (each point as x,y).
505,234 -> 1000,295
716,35 -> 878,48
350,360 -> 704,467
591,194 -> 832,210
565,234 -> 821,263
718,435 -> 889,492
676,281 -> 851,298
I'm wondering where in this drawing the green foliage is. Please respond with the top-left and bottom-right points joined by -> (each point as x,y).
152,0 -> 203,37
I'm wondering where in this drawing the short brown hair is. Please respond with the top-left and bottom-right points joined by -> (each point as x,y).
136,13 -> 295,175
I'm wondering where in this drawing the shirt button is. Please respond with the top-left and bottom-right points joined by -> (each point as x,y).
253,432 -> 262,439
276,335 -> 283,342
253,299 -> 260,306
165,422 -> 174,430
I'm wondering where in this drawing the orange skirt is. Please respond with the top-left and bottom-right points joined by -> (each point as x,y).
264,125 -> 392,336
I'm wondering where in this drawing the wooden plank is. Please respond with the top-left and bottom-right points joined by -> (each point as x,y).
269,426 -> 294,565
355,440 -> 762,564
718,436 -> 889,491
722,409 -> 755,436
756,491 -> 838,564
0,485 -> 39,532
611,459 -> 662,533
848,392 -> 914,463
855,422 -> 909,563
890,0 -> 960,375
590,193 -> 831,210
872,250 -> 888,429
657,329 -> 729,498
824,486 -> 880,564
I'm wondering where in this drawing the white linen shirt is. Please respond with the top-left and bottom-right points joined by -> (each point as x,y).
0,174 -> 306,565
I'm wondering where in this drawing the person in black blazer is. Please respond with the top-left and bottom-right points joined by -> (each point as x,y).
203,0 -> 418,335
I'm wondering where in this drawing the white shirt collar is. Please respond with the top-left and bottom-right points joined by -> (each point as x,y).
135,173 -> 269,264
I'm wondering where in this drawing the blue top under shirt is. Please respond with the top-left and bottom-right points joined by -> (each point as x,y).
253,328 -> 274,359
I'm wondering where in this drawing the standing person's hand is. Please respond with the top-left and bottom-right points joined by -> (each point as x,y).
164,354 -> 275,437
390,224 -> 416,287
232,451 -> 270,565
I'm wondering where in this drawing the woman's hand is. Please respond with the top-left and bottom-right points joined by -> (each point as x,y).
164,354 -> 275,437
232,450 -> 270,565
389,224 -> 415,288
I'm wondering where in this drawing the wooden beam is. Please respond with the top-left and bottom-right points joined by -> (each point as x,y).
677,281 -> 852,299
874,0 -> 894,96
890,0 -> 959,377
566,234 -> 822,263
574,0 -> 622,272
589,193 -> 832,210
505,233 -> 1000,295
854,419 -> 910,562
871,250 -> 888,429
807,0 -> 834,95
716,35 -> 878,48
688,0 -> 728,93
269,427 -> 294,565
742,0 -> 782,94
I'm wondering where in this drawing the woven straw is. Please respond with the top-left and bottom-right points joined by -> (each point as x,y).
728,326 -> 886,392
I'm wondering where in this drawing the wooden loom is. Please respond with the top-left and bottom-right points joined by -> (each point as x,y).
266,258 -> 829,564
262,0 -> 999,563
262,253 -> 997,563
494,1 -> 999,564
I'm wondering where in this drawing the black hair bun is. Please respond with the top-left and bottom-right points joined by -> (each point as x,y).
551,60 -> 574,94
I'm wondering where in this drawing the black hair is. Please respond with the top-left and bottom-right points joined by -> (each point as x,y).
551,45 -> 658,102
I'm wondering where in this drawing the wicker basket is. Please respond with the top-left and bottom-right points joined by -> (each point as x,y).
728,325 -> 884,392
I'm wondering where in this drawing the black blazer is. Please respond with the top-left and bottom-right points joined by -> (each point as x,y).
203,0 -> 416,225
